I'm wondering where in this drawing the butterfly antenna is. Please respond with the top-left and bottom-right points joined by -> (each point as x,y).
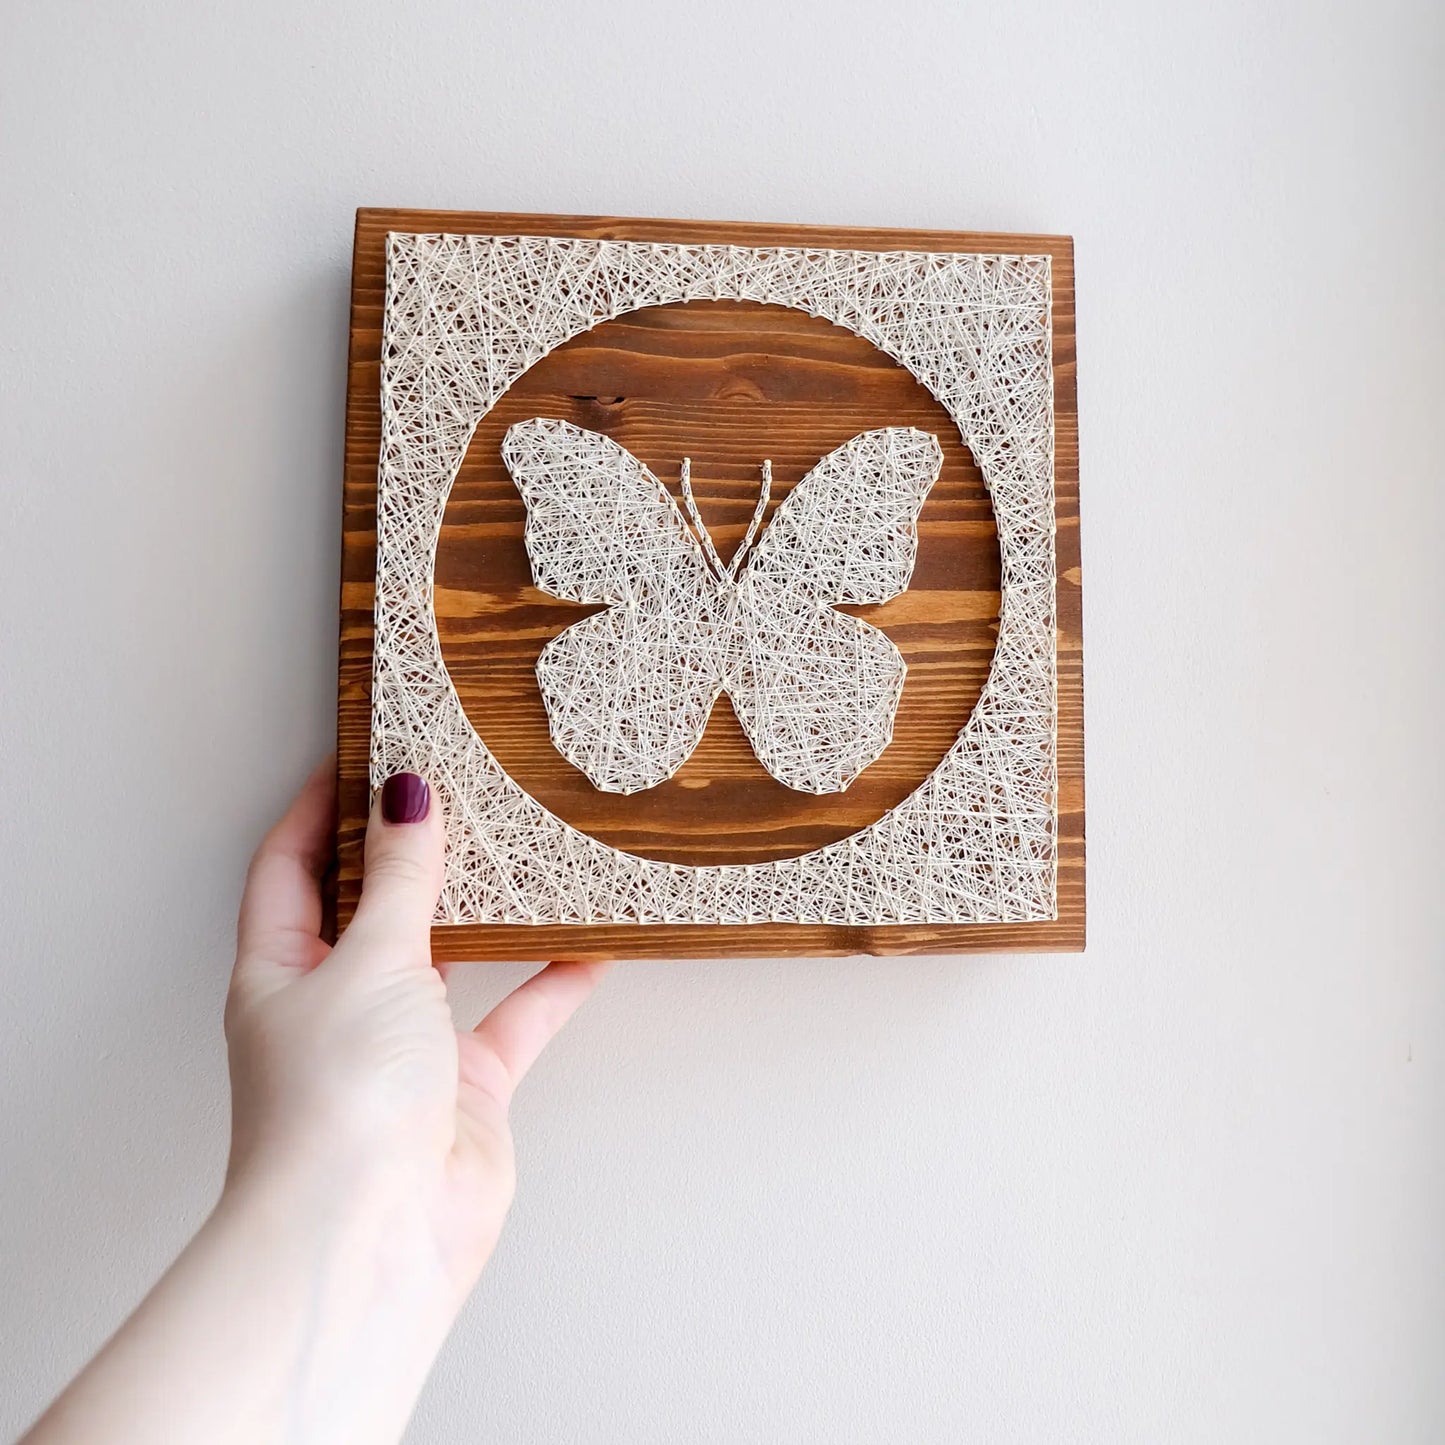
678,457 -> 729,582
727,459 -> 772,580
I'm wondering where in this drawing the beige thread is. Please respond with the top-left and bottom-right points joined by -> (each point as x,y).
373,233 -> 1057,926
504,419 -> 941,796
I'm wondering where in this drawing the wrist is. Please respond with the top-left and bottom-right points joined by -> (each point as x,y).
28,1149 -> 466,1445
214,1150 -> 464,1364
221,1139 -> 427,1233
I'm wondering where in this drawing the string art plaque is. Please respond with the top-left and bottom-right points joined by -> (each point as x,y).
336,210 -> 1084,960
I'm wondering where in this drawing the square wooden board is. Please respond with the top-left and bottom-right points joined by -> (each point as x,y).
336,208 -> 1084,960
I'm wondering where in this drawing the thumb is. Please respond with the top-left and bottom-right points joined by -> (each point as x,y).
345,771 -> 445,967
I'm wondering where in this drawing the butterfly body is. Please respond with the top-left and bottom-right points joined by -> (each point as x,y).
504,418 -> 943,796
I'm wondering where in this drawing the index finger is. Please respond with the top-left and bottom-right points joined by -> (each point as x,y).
466,960 -> 613,1102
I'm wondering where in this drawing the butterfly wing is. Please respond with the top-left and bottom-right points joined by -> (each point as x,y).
741,427 -> 943,604
504,417 -> 704,606
533,604 -> 730,794
502,418 -> 724,794
727,428 -> 943,793
727,592 -> 909,794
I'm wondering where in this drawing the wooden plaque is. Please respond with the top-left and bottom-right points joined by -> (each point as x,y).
337,209 -> 1084,960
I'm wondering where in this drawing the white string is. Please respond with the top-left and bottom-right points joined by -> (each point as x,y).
676,458 -> 726,582
505,420 -> 937,796
678,456 -> 772,583
372,233 -> 1058,926
728,459 -> 771,581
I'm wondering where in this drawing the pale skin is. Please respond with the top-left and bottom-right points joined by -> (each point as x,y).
20,761 -> 609,1445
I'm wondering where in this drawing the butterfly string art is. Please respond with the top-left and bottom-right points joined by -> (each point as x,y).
503,419 -> 944,796
368,231 -> 1060,929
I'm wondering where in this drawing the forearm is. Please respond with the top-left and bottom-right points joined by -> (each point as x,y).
22,1161 -> 459,1445
22,767 -> 606,1443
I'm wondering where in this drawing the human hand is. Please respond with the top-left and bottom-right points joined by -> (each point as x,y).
225,758 -> 610,1311
22,762 -> 609,1445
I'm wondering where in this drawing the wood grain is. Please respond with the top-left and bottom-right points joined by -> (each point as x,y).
337,208 -> 1084,960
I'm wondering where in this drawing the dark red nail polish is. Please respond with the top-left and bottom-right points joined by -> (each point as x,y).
381,772 -> 430,824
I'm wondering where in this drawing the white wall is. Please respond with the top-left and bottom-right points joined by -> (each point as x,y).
2,2 -> 1441,1440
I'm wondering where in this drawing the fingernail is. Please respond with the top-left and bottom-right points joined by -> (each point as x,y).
381,772 -> 430,824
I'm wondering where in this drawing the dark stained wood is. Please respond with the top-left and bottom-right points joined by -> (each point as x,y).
435,301 -> 1000,865
337,208 -> 1085,960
